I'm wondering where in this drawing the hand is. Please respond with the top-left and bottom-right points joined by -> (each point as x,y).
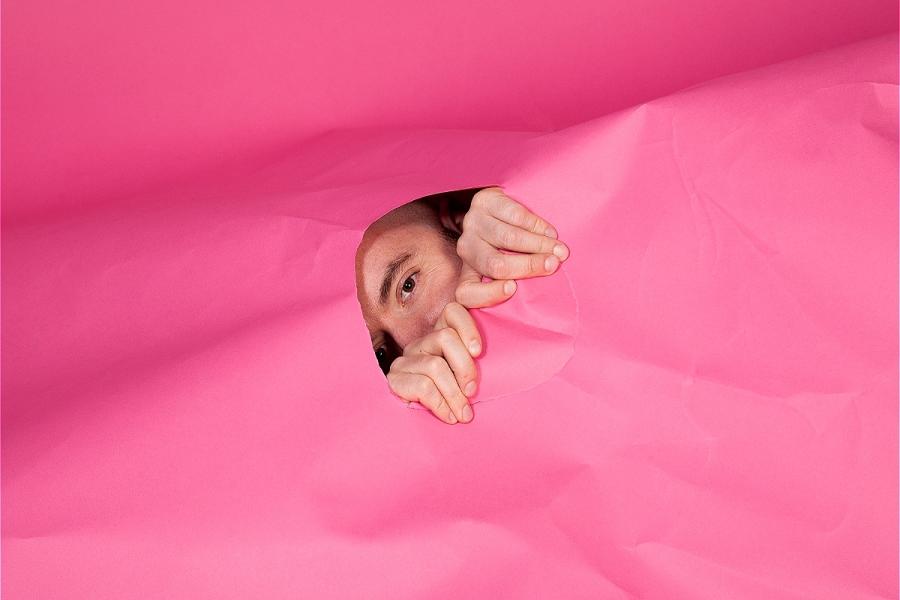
455,187 -> 569,308
386,302 -> 483,424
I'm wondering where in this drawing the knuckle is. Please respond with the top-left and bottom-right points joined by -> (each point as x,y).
386,371 -> 400,390
435,327 -> 455,346
501,203 -> 522,223
471,192 -> 489,210
486,255 -> 507,278
498,226 -> 517,248
426,386 -> 445,408
473,186 -> 501,205
424,355 -> 445,374
521,216 -> 539,233
415,377 -> 433,398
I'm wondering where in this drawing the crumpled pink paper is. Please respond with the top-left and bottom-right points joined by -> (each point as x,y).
3,15 -> 898,600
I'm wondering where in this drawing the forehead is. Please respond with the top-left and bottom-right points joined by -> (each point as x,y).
355,219 -> 432,319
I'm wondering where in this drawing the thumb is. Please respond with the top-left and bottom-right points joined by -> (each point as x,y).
455,264 -> 517,309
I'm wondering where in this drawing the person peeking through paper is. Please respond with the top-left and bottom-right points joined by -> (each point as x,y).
355,186 -> 569,425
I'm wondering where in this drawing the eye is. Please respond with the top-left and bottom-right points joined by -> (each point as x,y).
374,338 -> 400,375
399,272 -> 418,304
374,346 -> 389,374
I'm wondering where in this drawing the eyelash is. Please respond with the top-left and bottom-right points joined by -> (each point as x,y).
399,272 -> 418,304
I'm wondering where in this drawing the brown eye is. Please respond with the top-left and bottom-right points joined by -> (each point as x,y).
399,273 -> 418,303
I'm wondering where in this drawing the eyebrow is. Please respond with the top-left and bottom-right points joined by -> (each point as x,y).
379,252 -> 412,306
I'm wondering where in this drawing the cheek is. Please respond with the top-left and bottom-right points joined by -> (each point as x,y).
396,255 -> 461,348
391,285 -> 451,349
424,265 -> 461,322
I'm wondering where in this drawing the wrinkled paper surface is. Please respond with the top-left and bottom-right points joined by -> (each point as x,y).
3,24 -> 898,600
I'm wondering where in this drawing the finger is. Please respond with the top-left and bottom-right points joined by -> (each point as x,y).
434,301 -> 484,357
455,262 -> 517,308
454,254 -> 517,310
468,237 -> 561,280
478,215 -> 568,259
396,353 -> 470,423
386,369 -> 421,405
456,278 -> 517,309
474,188 -> 558,238
406,328 -> 478,403
453,261 -> 485,295
387,369 -> 457,424
420,352 -> 473,423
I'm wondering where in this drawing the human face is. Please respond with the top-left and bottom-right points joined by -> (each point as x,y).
355,207 -> 463,372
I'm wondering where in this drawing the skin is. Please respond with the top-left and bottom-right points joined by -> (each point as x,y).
355,201 -> 464,353
355,187 -> 569,424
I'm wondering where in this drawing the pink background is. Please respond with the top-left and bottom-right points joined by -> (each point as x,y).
2,0 -> 897,220
3,1 -> 899,599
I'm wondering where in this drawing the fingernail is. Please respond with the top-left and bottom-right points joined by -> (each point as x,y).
462,404 -> 474,423
545,255 -> 559,272
545,225 -> 558,239
503,280 -> 517,295
553,243 -> 569,261
448,412 -> 458,424
468,341 -> 481,356
465,381 -> 477,396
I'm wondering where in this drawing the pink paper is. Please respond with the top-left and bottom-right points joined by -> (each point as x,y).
3,6 -> 898,600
